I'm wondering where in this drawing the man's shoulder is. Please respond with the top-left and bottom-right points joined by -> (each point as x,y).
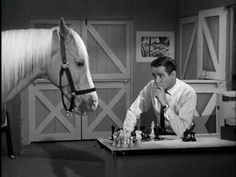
141,80 -> 154,92
143,80 -> 154,87
177,79 -> 196,93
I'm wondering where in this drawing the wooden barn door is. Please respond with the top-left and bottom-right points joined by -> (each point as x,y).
28,80 -> 82,141
179,7 -> 228,134
179,15 -> 198,80
22,20 -> 131,142
26,20 -> 83,142
180,7 -> 227,80
197,7 -> 227,80
81,21 -> 131,139
185,80 -> 225,133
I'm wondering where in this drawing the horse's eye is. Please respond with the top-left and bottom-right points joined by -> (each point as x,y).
76,61 -> 84,67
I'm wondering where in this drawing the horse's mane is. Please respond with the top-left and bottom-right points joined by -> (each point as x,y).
2,28 -> 54,89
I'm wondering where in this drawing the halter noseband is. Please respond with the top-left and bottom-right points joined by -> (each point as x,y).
59,32 -> 96,113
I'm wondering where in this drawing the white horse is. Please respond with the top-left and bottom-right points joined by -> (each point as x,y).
2,18 -> 98,115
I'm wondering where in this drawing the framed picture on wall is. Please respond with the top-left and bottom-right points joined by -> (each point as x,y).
136,31 -> 175,62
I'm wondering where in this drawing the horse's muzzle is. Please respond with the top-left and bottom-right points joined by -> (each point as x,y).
75,94 -> 98,115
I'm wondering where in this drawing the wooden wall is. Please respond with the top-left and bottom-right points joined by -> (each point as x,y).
1,0 -> 177,154
1,0 -> 235,154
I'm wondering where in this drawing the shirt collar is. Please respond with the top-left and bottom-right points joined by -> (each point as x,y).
166,78 -> 179,96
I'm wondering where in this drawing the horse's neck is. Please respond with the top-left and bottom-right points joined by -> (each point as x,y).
2,66 -> 45,104
2,29 -> 52,104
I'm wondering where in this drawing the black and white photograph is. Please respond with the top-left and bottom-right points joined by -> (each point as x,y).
2,0 -> 236,177
136,31 -> 174,62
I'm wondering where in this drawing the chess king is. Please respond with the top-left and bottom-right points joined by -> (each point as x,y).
123,56 -> 197,138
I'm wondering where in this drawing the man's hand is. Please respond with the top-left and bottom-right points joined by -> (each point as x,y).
154,86 -> 167,106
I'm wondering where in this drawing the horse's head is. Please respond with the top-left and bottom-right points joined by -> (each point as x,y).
47,18 -> 98,115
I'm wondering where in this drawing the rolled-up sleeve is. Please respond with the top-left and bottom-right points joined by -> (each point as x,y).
123,82 -> 152,132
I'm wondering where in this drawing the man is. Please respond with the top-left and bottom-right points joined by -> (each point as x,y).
123,56 -> 197,137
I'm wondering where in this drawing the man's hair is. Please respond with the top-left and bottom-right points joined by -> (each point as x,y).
150,56 -> 176,75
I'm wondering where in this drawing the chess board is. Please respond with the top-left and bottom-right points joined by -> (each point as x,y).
98,133 -> 236,177
97,134 -> 235,155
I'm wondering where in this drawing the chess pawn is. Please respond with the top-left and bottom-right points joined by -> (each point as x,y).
122,132 -> 128,148
115,130 -> 121,147
150,132 -> 155,141
117,136 -> 122,147
150,121 -> 155,141
126,134 -> 130,147
125,131 -> 131,147
129,136 -> 134,147
135,130 -> 142,144
112,132 -> 118,146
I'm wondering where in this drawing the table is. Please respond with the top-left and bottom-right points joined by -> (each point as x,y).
97,134 -> 236,177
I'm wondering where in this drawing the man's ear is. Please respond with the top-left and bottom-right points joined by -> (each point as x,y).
171,70 -> 176,77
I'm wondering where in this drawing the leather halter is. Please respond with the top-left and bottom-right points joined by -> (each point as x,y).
59,32 -> 96,113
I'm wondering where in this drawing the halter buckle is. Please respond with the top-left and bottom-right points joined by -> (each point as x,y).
71,91 -> 76,97
66,110 -> 74,116
61,62 -> 69,69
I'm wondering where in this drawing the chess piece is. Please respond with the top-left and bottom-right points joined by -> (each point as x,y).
117,136 -> 122,147
135,130 -> 142,144
122,131 -> 128,148
182,130 -> 197,142
112,131 -> 118,146
131,126 -> 138,137
190,132 -> 196,141
117,129 -> 124,147
144,131 -> 150,141
154,124 -> 160,140
150,121 -> 155,141
140,126 -> 145,140
111,124 -> 115,140
182,129 -> 189,142
129,136 -> 134,147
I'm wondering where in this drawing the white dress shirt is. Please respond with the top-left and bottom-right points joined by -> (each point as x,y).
123,78 -> 197,137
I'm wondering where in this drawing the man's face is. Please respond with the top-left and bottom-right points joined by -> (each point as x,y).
151,66 -> 176,90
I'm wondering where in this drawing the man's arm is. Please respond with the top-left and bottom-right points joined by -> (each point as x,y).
165,90 -> 197,137
123,82 -> 153,132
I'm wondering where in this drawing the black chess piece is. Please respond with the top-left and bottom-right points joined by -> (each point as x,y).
182,129 -> 197,142
131,126 -> 137,137
111,124 -> 115,140
154,126 -> 160,140
144,131 -> 150,141
182,129 -> 190,142
140,126 -> 145,140
182,121 -> 196,142
190,132 -> 196,141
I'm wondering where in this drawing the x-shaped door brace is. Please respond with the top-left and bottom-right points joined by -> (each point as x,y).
87,84 -> 128,131
29,85 -> 77,135
194,92 -> 217,132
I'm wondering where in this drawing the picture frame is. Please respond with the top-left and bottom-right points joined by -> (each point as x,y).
136,31 -> 175,62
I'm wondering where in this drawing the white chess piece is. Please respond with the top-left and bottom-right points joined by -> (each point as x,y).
135,130 -> 142,144
150,121 -> 155,141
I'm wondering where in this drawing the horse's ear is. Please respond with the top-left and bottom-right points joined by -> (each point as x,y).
52,28 -> 59,43
59,18 -> 69,37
